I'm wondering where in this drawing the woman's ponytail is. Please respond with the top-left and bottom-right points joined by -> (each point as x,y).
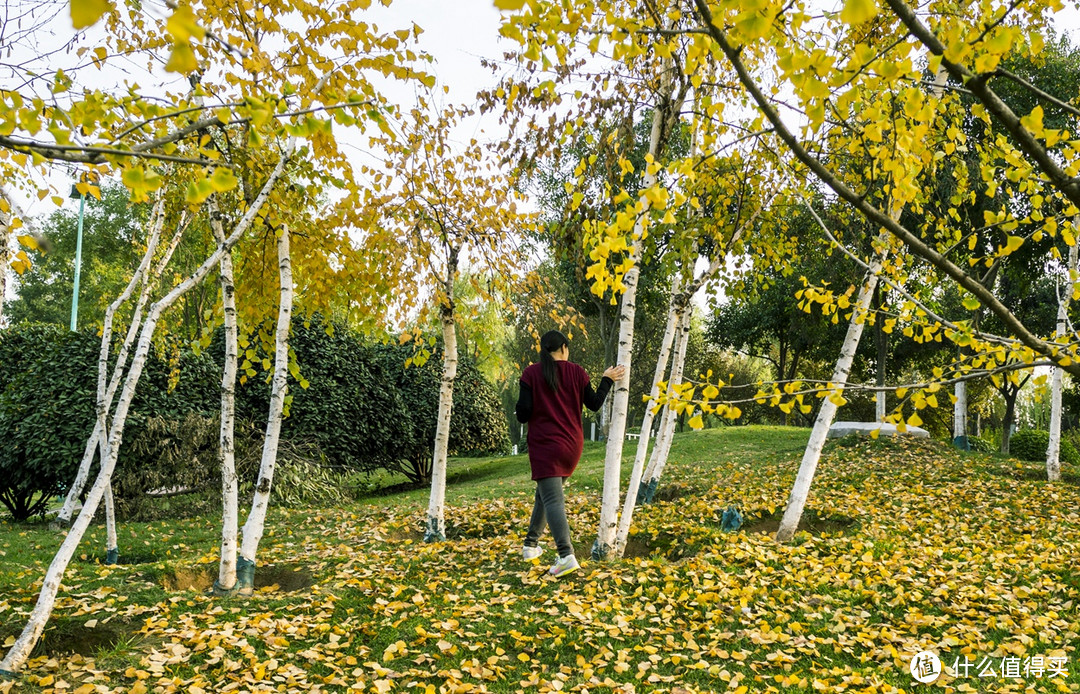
539,330 -> 568,392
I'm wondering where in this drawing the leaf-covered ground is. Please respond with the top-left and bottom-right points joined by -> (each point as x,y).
2,426 -> 1079,693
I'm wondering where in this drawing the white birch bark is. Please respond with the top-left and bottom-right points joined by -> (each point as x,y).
775,232 -> 890,543
639,306 -> 692,496
425,245 -> 459,542
103,484 -> 118,564
211,207 -> 240,592
1047,238 -> 1078,481
0,151 -> 291,675
611,276 -> 682,555
88,200 -> 166,560
593,72 -> 678,560
57,202 -> 183,526
875,392 -> 887,422
953,381 -> 967,441
237,223 -> 293,594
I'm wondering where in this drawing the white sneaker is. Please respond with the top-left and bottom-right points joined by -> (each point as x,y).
548,555 -> 580,578
523,543 -> 544,560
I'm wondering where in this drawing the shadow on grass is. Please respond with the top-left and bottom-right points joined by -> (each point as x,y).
76,549 -> 164,566
0,616 -> 141,659
741,509 -> 858,537
149,563 -> 314,593
984,464 -> 1080,486
359,457 -> 523,499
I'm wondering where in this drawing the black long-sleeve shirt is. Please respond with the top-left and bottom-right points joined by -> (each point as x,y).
515,375 -> 614,423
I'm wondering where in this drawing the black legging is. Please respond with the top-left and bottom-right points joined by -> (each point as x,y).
524,476 -> 573,558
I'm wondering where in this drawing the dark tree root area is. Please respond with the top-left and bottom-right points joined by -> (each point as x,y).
650,482 -> 699,503
0,617 -> 141,658
741,509 -> 858,537
77,549 -> 163,566
157,563 -> 314,593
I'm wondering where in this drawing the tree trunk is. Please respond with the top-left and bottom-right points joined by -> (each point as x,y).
103,484 -> 118,564
875,286 -> 887,422
593,66 -> 680,560
638,307 -> 691,503
954,381 -> 967,440
56,204 -> 184,526
237,224 -> 293,595
425,245 -> 459,543
613,276 -> 682,555
775,232 -> 890,543
1047,239 -> 1077,481
212,209 -> 240,593
1002,387 -> 1018,455
0,153 -> 291,675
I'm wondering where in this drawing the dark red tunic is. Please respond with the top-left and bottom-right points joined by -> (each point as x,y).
521,361 -> 590,480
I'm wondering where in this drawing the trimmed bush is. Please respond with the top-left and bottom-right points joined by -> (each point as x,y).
1009,429 -> 1080,465
0,325 -> 98,520
229,316 -> 511,484
0,316 -> 512,520
967,436 -> 995,453
0,324 -> 220,521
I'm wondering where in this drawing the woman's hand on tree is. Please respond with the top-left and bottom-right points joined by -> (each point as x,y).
603,365 -> 626,382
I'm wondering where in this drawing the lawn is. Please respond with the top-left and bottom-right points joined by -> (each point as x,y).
2,425 -> 1079,693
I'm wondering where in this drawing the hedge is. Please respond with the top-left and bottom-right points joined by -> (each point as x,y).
1,317 -> 510,520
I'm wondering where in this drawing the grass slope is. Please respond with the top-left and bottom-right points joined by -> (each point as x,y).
1,426 -> 1079,693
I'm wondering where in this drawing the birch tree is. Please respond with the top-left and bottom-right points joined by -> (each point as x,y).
0,149 -> 291,675
619,187 -> 772,550
1047,239 -> 1078,481
593,66 -> 684,559
678,0 -> 1080,386
210,205 -> 240,593
235,224 -> 292,594
954,381 -> 968,442
776,231 -> 892,542
55,197 -> 184,527
360,104 -> 529,542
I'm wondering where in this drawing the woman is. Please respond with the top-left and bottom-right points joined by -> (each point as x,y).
515,330 -> 625,577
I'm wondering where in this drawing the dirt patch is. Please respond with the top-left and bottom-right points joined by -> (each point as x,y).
382,527 -> 424,542
158,563 -> 314,593
651,483 -> 698,503
570,534 -> 700,562
741,509 -> 857,537
27,617 -> 138,657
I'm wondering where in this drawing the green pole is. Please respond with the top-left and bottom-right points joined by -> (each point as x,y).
70,191 -> 85,332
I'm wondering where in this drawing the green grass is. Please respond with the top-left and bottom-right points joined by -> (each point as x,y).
2,425 -> 1079,694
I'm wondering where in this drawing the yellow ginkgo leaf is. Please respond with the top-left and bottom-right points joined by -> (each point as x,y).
165,4 -> 206,41
72,0 -> 112,29
840,0 -> 878,25
165,41 -> 198,74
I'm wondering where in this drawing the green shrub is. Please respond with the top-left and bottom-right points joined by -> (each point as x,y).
967,435 -> 995,453
235,429 -> 350,507
230,316 -> 412,476
386,343 -> 511,482
1009,429 -> 1080,465
0,324 -> 219,521
0,325 -> 98,520
230,316 -> 510,484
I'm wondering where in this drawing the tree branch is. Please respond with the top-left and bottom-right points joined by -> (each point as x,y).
884,0 -> 1080,206
689,0 -> 1077,378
